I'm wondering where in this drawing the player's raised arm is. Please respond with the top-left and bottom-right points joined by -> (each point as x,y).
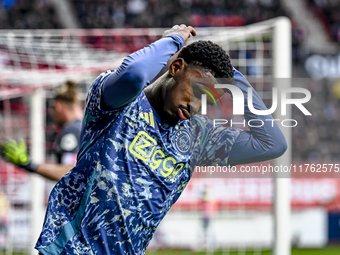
100,25 -> 196,110
227,69 -> 287,165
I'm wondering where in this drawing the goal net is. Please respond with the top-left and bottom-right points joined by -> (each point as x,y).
0,17 -> 291,255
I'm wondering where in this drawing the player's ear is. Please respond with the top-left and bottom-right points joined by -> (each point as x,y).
169,58 -> 185,77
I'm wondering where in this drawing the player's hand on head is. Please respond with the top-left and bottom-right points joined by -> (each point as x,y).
1,139 -> 37,173
162,24 -> 196,43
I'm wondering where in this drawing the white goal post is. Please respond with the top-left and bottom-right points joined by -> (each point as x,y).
272,17 -> 292,255
0,17 -> 292,255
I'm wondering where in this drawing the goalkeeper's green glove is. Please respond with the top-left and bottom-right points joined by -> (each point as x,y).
1,139 -> 38,172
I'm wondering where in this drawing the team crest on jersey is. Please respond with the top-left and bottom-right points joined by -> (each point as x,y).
172,129 -> 191,155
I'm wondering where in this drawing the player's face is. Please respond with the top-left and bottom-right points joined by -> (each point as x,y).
161,68 -> 220,126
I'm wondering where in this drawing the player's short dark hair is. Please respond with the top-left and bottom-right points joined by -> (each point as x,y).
177,40 -> 233,79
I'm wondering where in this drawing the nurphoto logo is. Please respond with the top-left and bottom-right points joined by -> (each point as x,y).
199,83 -> 312,128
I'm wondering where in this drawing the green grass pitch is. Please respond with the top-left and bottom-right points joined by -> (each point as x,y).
3,246 -> 340,255
146,246 -> 340,255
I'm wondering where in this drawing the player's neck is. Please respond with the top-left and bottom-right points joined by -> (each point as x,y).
144,84 -> 161,115
144,74 -> 170,117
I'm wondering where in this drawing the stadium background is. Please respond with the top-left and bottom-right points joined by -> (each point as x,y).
0,0 -> 340,254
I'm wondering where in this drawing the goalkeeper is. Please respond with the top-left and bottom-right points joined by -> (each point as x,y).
35,24 -> 287,254
1,81 -> 82,181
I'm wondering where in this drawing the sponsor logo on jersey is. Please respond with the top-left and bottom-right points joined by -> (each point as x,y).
129,131 -> 185,177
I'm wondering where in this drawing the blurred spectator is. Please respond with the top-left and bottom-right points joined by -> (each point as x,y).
200,186 -> 217,246
0,0 -> 61,29
1,0 -> 16,9
67,0 -> 303,61
307,0 -> 340,42
292,78 -> 340,161
68,0 -> 291,29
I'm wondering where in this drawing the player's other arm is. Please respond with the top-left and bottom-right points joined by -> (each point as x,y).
228,69 -> 287,165
100,25 -> 196,110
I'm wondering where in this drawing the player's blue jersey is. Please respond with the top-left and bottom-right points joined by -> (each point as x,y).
35,70 -> 241,255
35,33 -> 286,255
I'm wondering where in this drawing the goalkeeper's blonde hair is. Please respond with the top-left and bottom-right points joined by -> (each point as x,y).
54,81 -> 80,109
